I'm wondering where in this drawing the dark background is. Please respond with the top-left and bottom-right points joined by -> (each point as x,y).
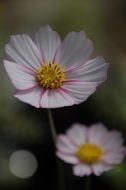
0,0 -> 126,189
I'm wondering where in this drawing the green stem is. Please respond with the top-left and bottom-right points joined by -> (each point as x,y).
85,176 -> 91,190
47,108 -> 65,190
47,108 -> 57,143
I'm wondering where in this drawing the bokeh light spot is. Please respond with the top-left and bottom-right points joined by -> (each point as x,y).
9,150 -> 38,179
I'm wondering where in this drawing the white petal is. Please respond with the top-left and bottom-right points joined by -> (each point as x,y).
14,87 -> 43,108
73,164 -> 92,176
5,34 -> 42,70
40,88 -> 74,108
65,56 -> 109,85
66,123 -> 88,146
92,162 -> 113,176
88,123 -> 108,144
102,147 -> 126,164
4,60 -> 37,90
102,131 -> 124,149
61,81 -> 96,104
35,25 -> 61,63
56,135 -> 77,154
54,31 -> 93,69
56,151 -> 79,164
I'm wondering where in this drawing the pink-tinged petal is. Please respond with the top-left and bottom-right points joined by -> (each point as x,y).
73,164 -> 92,176
54,31 -> 93,70
56,135 -> 77,154
65,56 -> 109,85
66,123 -> 88,146
92,162 -> 113,176
102,147 -> 126,164
40,89 -> 74,108
88,123 -> 109,144
101,131 -> 124,150
56,151 -> 79,164
4,60 -> 37,90
35,25 -> 61,63
14,87 -> 44,108
61,81 -> 96,104
5,34 -> 42,70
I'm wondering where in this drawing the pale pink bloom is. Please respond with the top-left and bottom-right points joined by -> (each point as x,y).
4,25 -> 109,108
56,123 -> 126,176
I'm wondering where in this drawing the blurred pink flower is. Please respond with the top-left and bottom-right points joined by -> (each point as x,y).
56,123 -> 126,176
4,25 -> 109,108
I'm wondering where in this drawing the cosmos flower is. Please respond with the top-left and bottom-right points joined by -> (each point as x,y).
56,123 -> 126,176
4,25 -> 109,108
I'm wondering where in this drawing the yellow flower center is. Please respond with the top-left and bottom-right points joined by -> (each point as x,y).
36,63 -> 65,89
76,144 -> 103,164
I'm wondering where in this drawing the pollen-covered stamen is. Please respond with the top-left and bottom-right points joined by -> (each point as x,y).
76,144 -> 103,164
36,63 -> 65,89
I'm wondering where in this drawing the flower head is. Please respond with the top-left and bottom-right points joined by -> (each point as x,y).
4,25 -> 109,108
56,123 -> 126,176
